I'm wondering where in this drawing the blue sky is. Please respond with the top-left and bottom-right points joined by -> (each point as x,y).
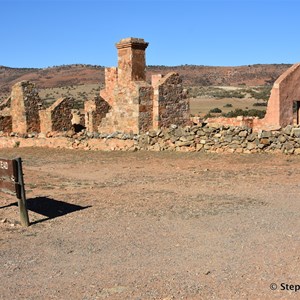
1,0 -> 299,68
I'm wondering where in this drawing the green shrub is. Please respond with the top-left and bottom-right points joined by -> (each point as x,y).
253,102 -> 267,107
209,107 -> 222,113
223,103 -> 233,108
222,108 -> 266,119
249,87 -> 271,101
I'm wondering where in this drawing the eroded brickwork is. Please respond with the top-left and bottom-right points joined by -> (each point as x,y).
10,81 -> 41,133
39,97 -> 74,133
85,96 -> 110,132
0,116 -> 12,133
0,97 -> 12,133
152,72 -> 189,129
99,67 -> 117,107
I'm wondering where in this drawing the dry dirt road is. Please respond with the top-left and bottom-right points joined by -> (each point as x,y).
1,148 -> 300,300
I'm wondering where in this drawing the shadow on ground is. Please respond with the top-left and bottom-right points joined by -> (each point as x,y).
1,197 -> 91,225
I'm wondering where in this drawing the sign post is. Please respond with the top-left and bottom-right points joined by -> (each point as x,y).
0,157 -> 30,227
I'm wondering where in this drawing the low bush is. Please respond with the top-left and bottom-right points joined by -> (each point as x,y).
222,108 -> 266,119
223,103 -> 233,108
253,102 -> 267,107
209,107 -> 222,113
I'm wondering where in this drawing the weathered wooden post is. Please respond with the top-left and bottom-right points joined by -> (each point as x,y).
0,157 -> 30,226
15,158 -> 30,226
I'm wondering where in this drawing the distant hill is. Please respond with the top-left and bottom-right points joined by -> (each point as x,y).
0,63 -> 292,97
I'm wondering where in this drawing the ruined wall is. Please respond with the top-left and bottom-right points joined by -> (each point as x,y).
0,116 -> 12,133
0,97 -> 12,133
99,82 -> 153,133
99,67 -> 118,107
98,37 -> 153,134
263,63 -> 300,127
10,81 -> 41,133
85,96 -> 110,132
138,85 -> 153,132
206,116 -> 257,128
39,97 -> 74,133
152,72 -> 189,129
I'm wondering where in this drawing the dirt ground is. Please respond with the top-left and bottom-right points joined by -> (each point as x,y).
1,148 -> 300,300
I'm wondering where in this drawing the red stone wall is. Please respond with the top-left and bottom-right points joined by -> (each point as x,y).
263,63 -> 300,127
10,81 -> 41,133
85,96 -> 110,132
99,67 -> 117,107
0,116 -> 12,133
51,97 -> 74,131
152,72 -> 189,129
39,97 -> 74,133
138,85 -> 153,132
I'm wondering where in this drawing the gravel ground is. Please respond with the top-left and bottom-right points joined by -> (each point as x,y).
1,148 -> 300,299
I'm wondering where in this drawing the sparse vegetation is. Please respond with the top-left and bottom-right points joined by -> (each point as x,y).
209,107 -> 222,113
253,102 -> 267,107
224,103 -> 233,108
222,108 -> 266,119
248,86 -> 271,101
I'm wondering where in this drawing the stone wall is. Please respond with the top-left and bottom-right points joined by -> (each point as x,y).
39,97 -> 74,133
10,81 -> 41,133
263,63 -> 300,128
2,124 -> 300,155
0,116 -> 12,133
0,98 -> 12,133
85,96 -> 110,132
99,67 -> 118,107
152,72 -> 189,129
136,124 -> 300,154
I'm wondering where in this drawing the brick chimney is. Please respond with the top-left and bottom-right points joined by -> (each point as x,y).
115,37 -> 148,86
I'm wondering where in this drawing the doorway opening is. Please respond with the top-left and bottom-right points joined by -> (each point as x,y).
293,101 -> 300,124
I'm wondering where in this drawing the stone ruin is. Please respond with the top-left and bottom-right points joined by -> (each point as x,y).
39,97 -> 83,133
93,37 -> 189,133
1,38 -> 300,137
0,81 -> 41,134
0,37 -> 190,135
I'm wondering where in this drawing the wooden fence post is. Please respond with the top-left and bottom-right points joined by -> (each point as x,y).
15,158 -> 30,227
